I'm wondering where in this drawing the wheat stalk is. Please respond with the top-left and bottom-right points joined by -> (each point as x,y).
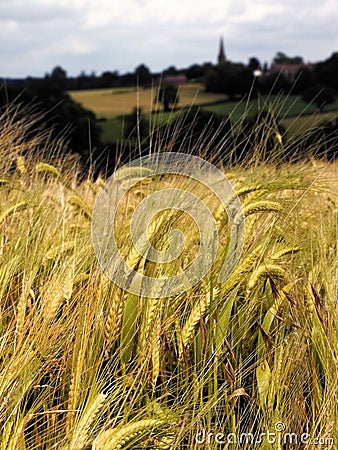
5,415 -> 33,450
70,392 -> 107,450
150,313 -> 163,389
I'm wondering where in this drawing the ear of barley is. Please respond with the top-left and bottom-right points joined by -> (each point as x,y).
45,240 -> 75,260
125,214 -> 163,273
179,286 -> 218,354
74,272 -> 90,285
153,433 -> 176,449
68,194 -> 92,220
16,156 -> 26,175
270,246 -> 300,260
235,184 -> 263,196
41,260 -> 74,323
214,184 -> 266,222
92,419 -> 167,450
67,374 -> 79,438
243,200 -> 283,216
35,161 -> 60,177
247,264 -> 286,292
95,176 -> 106,188
114,166 -> 153,181
91,176 -> 106,194
244,215 -> 257,243
138,296 -> 160,360
15,281 -> 35,344
70,392 -> 107,450
62,260 -> 75,301
138,275 -> 166,353
0,201 -> 28,225
243,200 -> 282,217
67,326 -> 89,438
220,244 -> 264,294
304,282 -> 316,314
104,287 -> 124,356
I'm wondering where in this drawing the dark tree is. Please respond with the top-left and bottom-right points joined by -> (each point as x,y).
248,57 -> 261,72
204,62 -> 255,100
204,68 -> 222,92
50,66 -> 67,80
293,67 -> 318,94
273,52 -> 304,65
185,63 -> 213,80
257,72 -> 292,95
163,66 -> 179,76
302,84 -> 336,112
314,52 -> 338,92
97,71 -> 120,88
124,107 -> 149,143
1,80 -> 102,166
47,66 -> 68,90
157,84 -> 179,111
135,64 -> 152,87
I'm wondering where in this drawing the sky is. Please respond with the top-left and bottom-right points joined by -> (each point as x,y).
1,0 -> 338,78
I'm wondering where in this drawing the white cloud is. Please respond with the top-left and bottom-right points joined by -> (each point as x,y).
1,0 -> 337,77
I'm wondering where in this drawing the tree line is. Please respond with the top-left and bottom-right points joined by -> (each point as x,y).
4,51 -> 338,95
1,51 -> 338,173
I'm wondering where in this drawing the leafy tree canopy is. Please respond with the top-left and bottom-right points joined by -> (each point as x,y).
273,52 -> 304,65
156,84 -> 179,111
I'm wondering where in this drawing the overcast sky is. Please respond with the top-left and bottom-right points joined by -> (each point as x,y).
1,0 -> 338,78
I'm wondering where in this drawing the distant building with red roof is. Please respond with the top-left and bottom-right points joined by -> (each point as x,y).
162,75 -> 187,85
269,62 -> 316,80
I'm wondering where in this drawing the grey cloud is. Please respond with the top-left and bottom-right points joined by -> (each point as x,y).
1,0 -> 337,77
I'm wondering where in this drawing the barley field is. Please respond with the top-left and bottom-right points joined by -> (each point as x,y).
0,103 -> 337,449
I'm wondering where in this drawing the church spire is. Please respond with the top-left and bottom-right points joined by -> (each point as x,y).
218,36 -> 226,64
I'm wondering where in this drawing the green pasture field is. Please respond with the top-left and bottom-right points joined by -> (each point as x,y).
70,86 -> 338,144
99,105 -> 338,146
204,94 -> 338,121
99,110 -> 181,145
282,111 -> 338,136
